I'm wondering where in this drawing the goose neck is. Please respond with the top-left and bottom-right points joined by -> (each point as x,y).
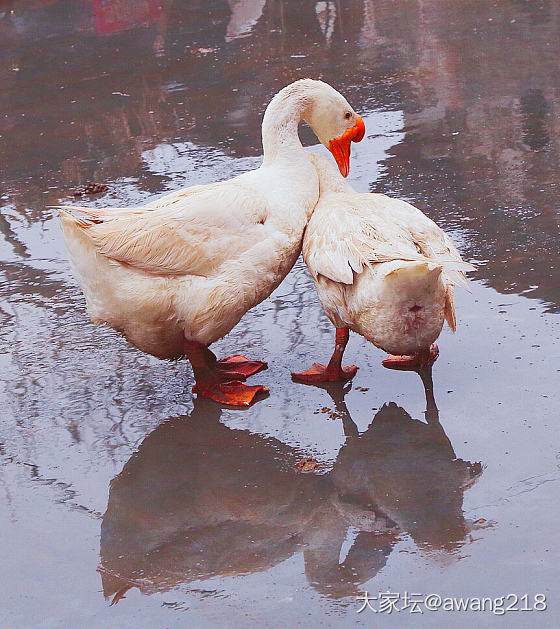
261,88 -> 309,162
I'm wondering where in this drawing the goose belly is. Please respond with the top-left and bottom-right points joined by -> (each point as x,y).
62,224 -> 184,358
313,275 -> 352,330
62,221 -> 302,358
176,239 -> 302,346
315,265 -> 447,356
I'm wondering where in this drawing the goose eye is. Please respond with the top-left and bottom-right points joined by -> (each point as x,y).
344,112 -> 352,120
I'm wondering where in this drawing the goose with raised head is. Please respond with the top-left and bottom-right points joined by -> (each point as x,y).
292,154 -> 473,384
58,80 -> 365,406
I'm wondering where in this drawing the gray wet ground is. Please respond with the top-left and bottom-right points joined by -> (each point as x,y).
1,1 -> 559,627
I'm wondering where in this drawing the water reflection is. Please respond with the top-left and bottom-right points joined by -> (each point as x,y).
99,381 -> 482,601
3,0 -> 560,311
370,0 -> 560,309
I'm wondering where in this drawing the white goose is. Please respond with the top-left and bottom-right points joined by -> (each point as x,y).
292,154 -> 474,384
58,80 -> 365,406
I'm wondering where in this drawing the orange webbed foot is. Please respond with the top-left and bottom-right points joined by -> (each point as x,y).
193,380 -> 269,407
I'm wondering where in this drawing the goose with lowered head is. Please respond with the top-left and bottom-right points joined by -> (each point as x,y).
292,154 -> 474,384
58,80 -> 365,406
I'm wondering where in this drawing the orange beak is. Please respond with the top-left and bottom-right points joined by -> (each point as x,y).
328,115 -> 365,177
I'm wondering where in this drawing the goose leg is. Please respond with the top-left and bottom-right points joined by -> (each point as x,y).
382,344 -> 439,371
291,327 -> 358,384
184,341 -> 268,407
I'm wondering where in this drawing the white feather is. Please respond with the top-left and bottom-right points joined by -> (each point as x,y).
304,154 -> 475,354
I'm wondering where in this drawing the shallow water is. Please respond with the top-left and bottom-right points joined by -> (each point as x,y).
1,1 -> 559,627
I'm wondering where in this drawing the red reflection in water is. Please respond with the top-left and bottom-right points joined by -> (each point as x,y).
91,0 -> 163,34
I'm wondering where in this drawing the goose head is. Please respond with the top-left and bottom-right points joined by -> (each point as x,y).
302,80 -> 365,177
263,79 -> 365,177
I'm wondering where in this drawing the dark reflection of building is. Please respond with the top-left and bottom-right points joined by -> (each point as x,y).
367,0 -> 560,310
0,1 -> 371,210
99,395 -> 482,601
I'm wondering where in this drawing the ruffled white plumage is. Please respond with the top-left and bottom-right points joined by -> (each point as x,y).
57,80 -> 361,365
304,154 -> 474,354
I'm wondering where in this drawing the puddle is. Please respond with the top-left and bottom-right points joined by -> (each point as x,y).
1,1 -> 559,627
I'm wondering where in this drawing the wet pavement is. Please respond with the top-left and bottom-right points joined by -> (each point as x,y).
1,1 -> 559,627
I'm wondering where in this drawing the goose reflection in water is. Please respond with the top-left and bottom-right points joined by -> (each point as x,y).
99,375 -> 483,602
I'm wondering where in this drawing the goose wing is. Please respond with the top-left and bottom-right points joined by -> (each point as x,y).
57,182 -> 270,277
371,194 -> 474,290
303,193 -> 466,285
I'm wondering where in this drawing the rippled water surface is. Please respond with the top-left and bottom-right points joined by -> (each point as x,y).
1,1 -> 559,628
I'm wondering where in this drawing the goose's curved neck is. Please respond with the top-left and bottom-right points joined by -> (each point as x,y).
261,86 -> 310,163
